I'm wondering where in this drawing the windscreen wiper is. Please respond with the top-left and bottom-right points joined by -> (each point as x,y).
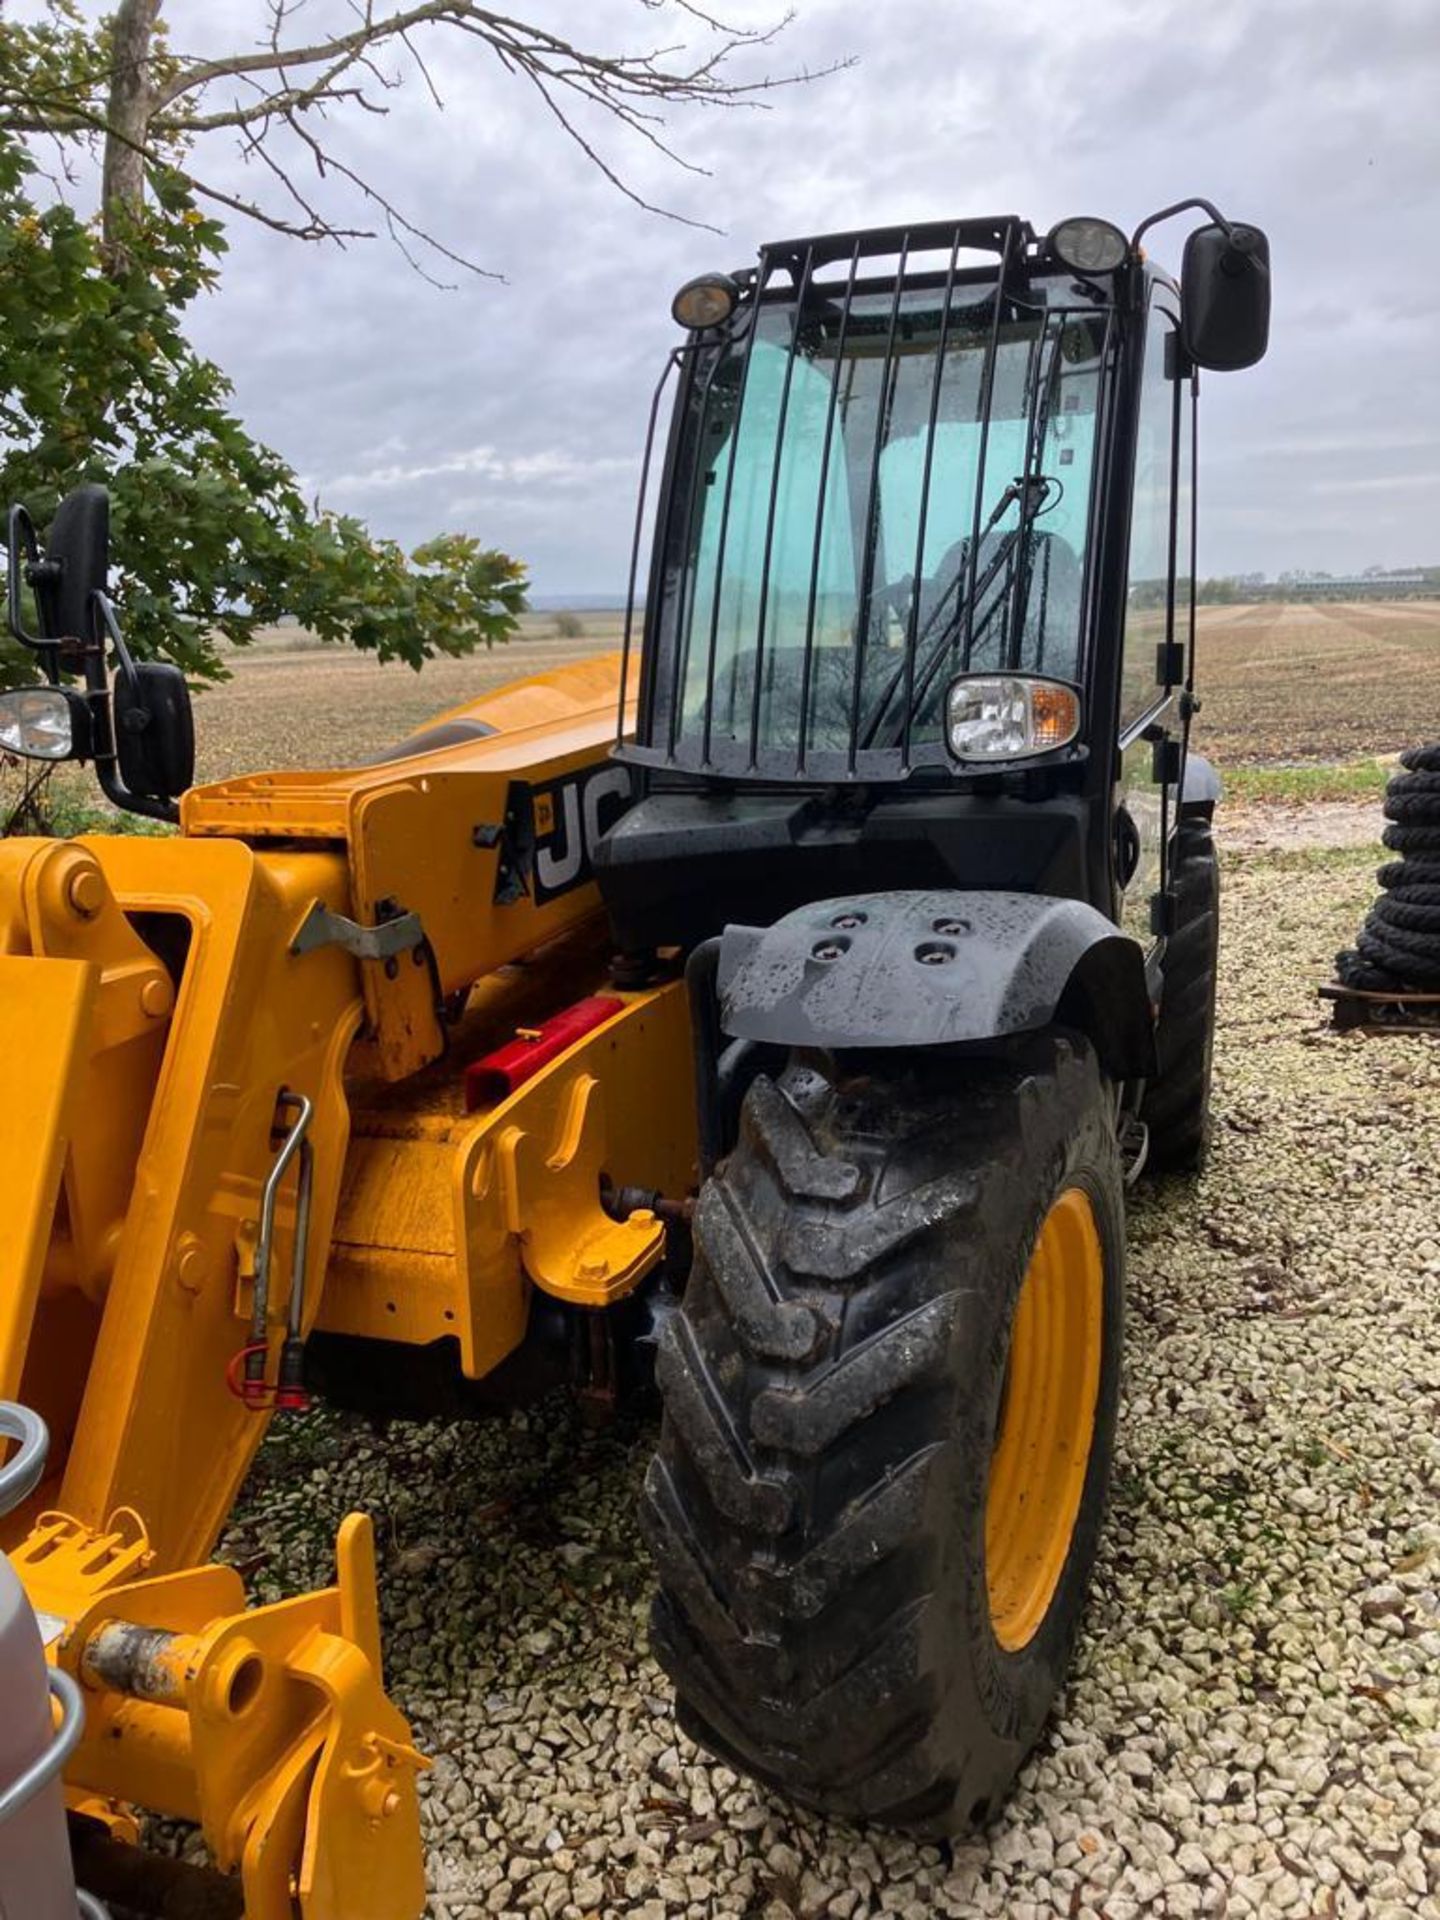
861,471 -> 1056,750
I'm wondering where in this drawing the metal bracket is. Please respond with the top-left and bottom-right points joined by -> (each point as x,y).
1151,734 -> 1183,786
27,1513 -> 428,1920
1164,330 -> 1194,382
290,901 -> 424,963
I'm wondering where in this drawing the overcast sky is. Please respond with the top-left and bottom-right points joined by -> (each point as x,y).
61,1 -> 1440,592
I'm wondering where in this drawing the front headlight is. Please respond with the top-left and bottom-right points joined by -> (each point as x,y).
0,685 -> 90,762
946,674 -> 1081,763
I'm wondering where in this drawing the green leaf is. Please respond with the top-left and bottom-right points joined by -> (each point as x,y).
0,113 -> 525,692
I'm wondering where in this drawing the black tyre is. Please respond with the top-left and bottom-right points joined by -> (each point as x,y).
1385,790 -> 1440,826
1140,813 -> 1220,1173
1384,824 -> 1440,856
1372,896 -> 1440,935
1377,864 -> 1440,897
643,1031 -> 1124,1836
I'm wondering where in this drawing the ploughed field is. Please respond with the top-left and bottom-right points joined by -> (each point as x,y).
188,611 -> 629,785
148,599 -> 1440,789
7,602 -> 1434,811
1189,600 -> 1440,767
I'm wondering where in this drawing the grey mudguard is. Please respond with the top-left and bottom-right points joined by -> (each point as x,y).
717,890 -> 1156,1079
1182,751 -> 1222,812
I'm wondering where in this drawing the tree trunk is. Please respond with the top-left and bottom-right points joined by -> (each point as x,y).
101,0 -> 164,270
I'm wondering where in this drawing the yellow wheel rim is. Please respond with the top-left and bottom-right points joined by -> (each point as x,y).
985,1185 -> 1104,1653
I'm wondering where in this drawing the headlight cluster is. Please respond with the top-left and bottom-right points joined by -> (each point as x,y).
945,675 -> 1081,763
0,686 -> 87,761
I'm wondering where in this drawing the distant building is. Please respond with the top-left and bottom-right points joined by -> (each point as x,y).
1259,572 -> 1433,601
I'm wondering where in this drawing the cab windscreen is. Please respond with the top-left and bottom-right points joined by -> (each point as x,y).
639,236 -> 1113,781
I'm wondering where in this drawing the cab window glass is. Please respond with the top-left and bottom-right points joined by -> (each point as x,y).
1120,305 -> 1177,729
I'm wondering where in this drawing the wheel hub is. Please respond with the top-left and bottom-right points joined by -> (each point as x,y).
985,1185 -> 1104,1652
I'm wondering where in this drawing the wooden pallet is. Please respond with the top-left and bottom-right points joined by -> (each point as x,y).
1319,982 -> 1440,1034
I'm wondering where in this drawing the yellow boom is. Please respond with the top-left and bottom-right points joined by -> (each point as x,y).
0,654 -> 697,1916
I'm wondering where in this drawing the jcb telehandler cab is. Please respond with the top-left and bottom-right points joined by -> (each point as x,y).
598,202 -> 1270,1830
0,197 -> 1266,1913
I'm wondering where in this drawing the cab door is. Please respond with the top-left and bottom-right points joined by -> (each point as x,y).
1115,294 -> 1193,949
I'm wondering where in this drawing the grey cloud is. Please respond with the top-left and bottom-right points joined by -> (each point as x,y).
165,0 -> 1439,592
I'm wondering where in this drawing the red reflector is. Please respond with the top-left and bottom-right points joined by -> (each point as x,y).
464,995 -> 625,1111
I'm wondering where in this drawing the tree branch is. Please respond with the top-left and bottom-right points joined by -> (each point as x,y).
11,1 -> 848,282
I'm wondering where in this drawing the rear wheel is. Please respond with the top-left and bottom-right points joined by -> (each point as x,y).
1141,813 -> 1220,1173
643,1031 -> 1124,1835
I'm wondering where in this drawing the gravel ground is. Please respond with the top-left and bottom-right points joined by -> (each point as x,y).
1217,800 -> 1389,856
223,835 -> 1440,1920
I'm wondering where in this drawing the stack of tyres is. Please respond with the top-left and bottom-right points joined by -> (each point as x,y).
1336,744 -> 1440,991
0,1405 -> 98,1920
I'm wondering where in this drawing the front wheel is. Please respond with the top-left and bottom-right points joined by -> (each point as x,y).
643,1030 -> 1125,1835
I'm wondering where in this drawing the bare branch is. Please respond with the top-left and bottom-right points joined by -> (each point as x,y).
237,119 -> 339,236
184,166 -> 373,244
399,26 -> 445,109
162,41 -> 383,133
157,4 -> 843,125
12,1 -> 848,283
154,3 -> 480,109
281,102 -> 505,280
509,54 -> 721,233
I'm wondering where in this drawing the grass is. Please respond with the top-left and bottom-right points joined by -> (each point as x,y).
49,793 -> 176,836
1221,758 -> 1392,806
1226,841 -> 1381,879
1,773 -> 176,838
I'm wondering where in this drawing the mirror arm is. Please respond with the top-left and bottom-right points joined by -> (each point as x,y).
94,750 -> 178,824
94,591 -> 139,689
91,593 -> 180,824
1130,197 -> 1233,254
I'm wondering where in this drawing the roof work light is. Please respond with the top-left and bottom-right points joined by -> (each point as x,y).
1047,217 -> 1129,276
671,273 -> 740,330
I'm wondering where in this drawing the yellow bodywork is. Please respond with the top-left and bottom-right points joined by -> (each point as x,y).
0,654 -> 698,1917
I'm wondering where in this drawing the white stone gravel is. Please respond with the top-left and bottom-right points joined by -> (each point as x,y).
223,835 -> 1440,1920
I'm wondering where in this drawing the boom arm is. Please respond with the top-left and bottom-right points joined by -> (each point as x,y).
0,655 -> 698,1917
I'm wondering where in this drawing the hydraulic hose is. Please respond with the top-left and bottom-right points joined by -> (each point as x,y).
1336,744 -> 1440,991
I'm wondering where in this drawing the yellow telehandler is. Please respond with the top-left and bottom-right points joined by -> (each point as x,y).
0,198 -> 1269,1914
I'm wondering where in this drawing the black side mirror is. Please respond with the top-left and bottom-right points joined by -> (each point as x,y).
1181,222 -> 1271,372
39,484 -> 110,643
5,483 -> 194,821
115,661 -> 195,800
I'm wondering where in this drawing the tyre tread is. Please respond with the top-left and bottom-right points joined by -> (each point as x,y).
644,1042 -> 1123,1834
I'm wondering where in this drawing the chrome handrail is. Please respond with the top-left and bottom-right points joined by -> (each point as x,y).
0,1401 -> 111,1914
0,1665 -> 85,1825
0,1401 -> 47,1516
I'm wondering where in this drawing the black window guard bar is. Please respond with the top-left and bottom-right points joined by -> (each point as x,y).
619,216 -> 1121,785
